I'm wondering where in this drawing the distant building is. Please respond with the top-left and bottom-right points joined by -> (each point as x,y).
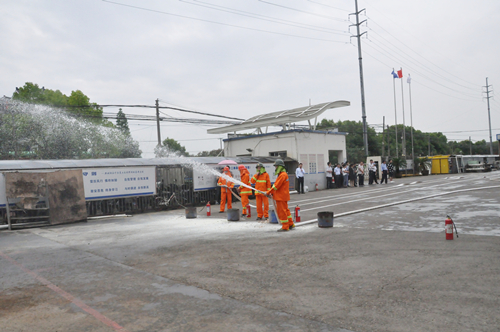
208,101 -> 350,190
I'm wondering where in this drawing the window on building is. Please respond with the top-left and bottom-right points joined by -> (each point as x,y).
309,162 -> 317,174
269,151 -> 287,158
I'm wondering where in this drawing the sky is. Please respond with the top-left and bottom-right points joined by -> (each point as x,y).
1,0 -> 499,158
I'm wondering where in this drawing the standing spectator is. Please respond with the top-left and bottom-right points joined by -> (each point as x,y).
381,160 -> 388,184
357,161 -> 365,186
349,163 -> 357,187
343,162 -> 350,187
326,162 -> 333,189
369,159 -> 379,185
388,159 -> 395,183
295,163 -> 305,194
334,163 -> 342,188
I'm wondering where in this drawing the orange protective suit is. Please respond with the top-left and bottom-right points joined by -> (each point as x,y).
250,171 -> 271,219
267,171 -> 293,230
218,171 -> 234,212
239,168 -> 252,215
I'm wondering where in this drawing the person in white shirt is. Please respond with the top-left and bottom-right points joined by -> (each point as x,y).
381,160 -> 388,184
326,162 -> 333,189
334,163 -> 342,188
368,159 -> 379,185
342,163 -> 350,187
295,163 -> 305,194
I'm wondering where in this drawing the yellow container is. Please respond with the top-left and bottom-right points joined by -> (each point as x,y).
429,155 -> 450,174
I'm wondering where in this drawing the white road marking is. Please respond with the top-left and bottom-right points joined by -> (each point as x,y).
296,185 -> 500,227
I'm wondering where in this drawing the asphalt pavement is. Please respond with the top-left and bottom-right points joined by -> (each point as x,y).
1,172 -> 499,332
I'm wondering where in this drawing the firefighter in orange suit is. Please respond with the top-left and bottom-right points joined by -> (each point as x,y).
266,159 -> 294,232
218,167 -> 234,213
238,165 -> 252,216
250,163 -> 271,221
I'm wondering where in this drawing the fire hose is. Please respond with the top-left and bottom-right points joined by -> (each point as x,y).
219,185 -> 257,208
220,185 -> 278,222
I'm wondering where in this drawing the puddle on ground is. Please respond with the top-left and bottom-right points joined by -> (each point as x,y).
151,282 -> 222,300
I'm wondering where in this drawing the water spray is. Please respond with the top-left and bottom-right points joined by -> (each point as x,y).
155,147 -> 264,195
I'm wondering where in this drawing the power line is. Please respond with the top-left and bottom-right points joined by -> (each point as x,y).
366,26 -> 481,93
363,35 -> 481,98
306,0 -> 351,12
440,128 -> 500,134
178,0 -> 348,35
139,138 -> 222,143
360,3 -> 482,89
63,103 -> 244,121
257,0 -> 347,22
102,0 -> 347,43
362,42 -> 481,100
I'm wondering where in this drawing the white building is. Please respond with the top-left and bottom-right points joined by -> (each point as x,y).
208,101 -> 350,190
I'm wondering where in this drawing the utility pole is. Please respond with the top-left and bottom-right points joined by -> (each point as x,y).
428,135 -> 431,156
483,78 -> 494,155
387,124 -> 390,158
382,116 -> 385,159
350,0 -> 369,156
469,136 -> 472,155
400,68 -> 407,159
392,68 -> 399,158
407,74 -> 415,171
156,98 -> 161,147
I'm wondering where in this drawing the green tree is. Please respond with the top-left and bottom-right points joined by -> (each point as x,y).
384,125 -> 451,158
162,137 -> 189,156
0,98 -> 141,160
317,119 -> 380,163
448,139 -> 494,155
12,83 -> 104,122
12,82 -> 46,104
67,90 -> 103,121
197,149 -> 223,157
116,108 -> 130,136
13,82 -> 69,107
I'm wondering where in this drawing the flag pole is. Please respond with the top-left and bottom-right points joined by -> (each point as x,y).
408,74 -> 415,174
392,68 -> 399,158
399,68 -> 407,169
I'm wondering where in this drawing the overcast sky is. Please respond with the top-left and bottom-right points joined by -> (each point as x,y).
2,0 -> 499,157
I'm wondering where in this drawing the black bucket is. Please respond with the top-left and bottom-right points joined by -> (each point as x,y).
317,211 -> 334,228
227,209 -> 240,222
185,207 -> 197,219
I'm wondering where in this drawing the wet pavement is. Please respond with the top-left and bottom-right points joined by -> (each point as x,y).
1,172 -> 499,332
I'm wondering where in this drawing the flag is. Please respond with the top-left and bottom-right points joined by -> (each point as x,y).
407,74 -> 411,84
391,70 -> 398,79
397,69 -> 403,78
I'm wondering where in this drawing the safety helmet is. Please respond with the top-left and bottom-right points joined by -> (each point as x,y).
256,162 -> 264,168
238,165 -> 246,170
274,159 -> 285,167
223,166 -> 230,172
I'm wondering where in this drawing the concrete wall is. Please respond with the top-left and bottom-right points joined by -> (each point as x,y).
224,130 -> 346,190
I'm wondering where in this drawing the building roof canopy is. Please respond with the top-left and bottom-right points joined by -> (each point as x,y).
207,100 -> 350,134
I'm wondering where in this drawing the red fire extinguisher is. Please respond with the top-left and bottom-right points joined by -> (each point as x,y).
295,205 -> 301,223
206,202 -> 211,216
445,215 -> 458,240
246,204 -> 251,218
